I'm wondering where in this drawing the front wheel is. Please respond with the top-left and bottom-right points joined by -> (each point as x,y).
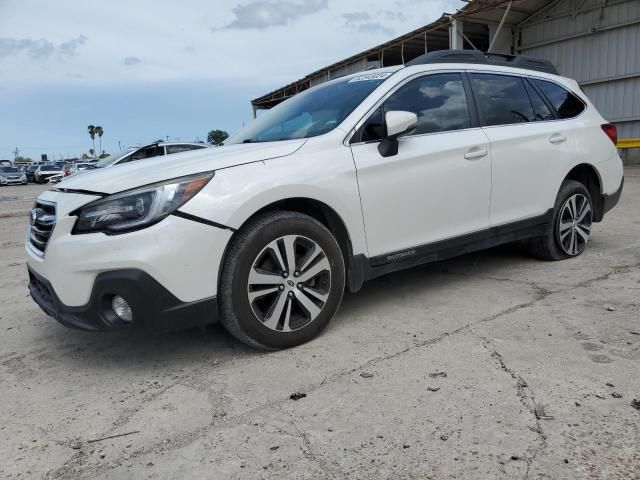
219,211 -> 345,350
529,180 -> 593,261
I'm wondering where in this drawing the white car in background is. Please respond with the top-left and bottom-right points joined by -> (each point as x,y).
26,50 -> 623,350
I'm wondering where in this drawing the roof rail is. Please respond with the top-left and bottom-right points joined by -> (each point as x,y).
405,49 -> 559,75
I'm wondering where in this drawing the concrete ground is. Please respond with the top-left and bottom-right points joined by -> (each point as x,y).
1,170 -> 639,480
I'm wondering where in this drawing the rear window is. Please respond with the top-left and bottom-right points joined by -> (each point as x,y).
470,74 -> 535,126
532,79 -> 585,119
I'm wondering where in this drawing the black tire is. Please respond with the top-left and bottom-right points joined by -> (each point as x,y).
529,179 -> 593,261
219,211 -> 345,350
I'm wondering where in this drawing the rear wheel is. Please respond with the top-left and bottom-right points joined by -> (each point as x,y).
219,211 -> 345,350
530,180 -> 593,261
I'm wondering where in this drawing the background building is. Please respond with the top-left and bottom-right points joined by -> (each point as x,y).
251,0 -> 640,150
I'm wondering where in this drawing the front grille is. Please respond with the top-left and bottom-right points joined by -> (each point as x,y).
29,201 -> 56,254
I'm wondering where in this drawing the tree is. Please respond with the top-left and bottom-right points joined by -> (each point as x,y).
87,125 -> 96,157
95,126 -> 104,155
89,148 -> 95,157
207,129 -> 229,146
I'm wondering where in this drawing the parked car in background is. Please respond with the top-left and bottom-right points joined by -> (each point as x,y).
25,162 -> 44,182
0,160 -> 12,167
33,164 -> 63,183
95,142 -> 209,169
0,166 -> 27,185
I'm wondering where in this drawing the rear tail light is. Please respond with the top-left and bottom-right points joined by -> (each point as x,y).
601,123 -> 618,146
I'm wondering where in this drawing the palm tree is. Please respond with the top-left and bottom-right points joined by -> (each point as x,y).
94,126 -> 104,156
87,125 -> 96,158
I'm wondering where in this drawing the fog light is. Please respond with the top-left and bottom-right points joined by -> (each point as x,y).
112,295 -> 133,322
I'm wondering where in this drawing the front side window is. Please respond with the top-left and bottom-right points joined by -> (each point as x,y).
532,79 -> 585,119
357,72 -> 471,142
226,73 -> 391,144
471,74 -> 535,126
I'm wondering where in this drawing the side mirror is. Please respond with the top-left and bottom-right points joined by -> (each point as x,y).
378,110 -> 417,157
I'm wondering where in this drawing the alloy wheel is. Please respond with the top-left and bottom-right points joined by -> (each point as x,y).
557,193 -> 592,256
247,235 -> 332,332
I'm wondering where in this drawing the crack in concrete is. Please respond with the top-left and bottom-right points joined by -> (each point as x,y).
290,421 -> 343,480
477,335 -> 548,480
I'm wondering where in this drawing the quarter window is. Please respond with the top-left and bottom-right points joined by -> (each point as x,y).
358,73 -> 471,141
532,79 -> 585,119
471,74 -> 535,126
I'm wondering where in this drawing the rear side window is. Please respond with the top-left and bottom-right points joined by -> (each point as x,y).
532,79 -> 585,119
166,145 -> 193,154
525,81 -> 555,121
470,74 -> 535,126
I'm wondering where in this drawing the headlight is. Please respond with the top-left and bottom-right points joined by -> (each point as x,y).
0,176 -> 6,182
72,172 -> 213,234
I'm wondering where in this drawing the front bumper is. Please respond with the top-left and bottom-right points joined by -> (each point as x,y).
25,189 -> 233,332
28,266 -> 218,332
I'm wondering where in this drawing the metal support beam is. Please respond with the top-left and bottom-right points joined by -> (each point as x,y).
449,18 -> 463,49
580,71 -> 640,86
488,0 -> 512,53
520,18 -> 640,51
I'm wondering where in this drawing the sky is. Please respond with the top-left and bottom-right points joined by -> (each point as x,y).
0,0 -> 463,160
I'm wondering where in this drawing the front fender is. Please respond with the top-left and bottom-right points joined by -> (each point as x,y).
179,151 -> 368,257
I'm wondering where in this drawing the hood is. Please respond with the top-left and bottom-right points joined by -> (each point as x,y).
56,139 -> 306,194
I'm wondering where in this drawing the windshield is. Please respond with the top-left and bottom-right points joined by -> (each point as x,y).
226,72 -> 391,144
0,167 -> 19,173
96,149 -> 134,168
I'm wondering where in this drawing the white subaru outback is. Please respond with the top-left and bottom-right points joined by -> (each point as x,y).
26,50 -> 623,349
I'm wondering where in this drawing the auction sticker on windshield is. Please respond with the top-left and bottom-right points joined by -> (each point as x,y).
348,72 -> 393,82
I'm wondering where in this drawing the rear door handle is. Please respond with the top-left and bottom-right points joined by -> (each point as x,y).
549,133 -> 567,144
464,148 -> 488,160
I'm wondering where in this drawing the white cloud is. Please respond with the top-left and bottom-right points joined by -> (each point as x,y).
0,34 -> 86,60
220,0 -> 328,29
123,56 -> 141,66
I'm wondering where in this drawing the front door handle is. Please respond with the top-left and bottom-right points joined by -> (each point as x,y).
549,133 -> 567,144
464,148 -> 488,160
